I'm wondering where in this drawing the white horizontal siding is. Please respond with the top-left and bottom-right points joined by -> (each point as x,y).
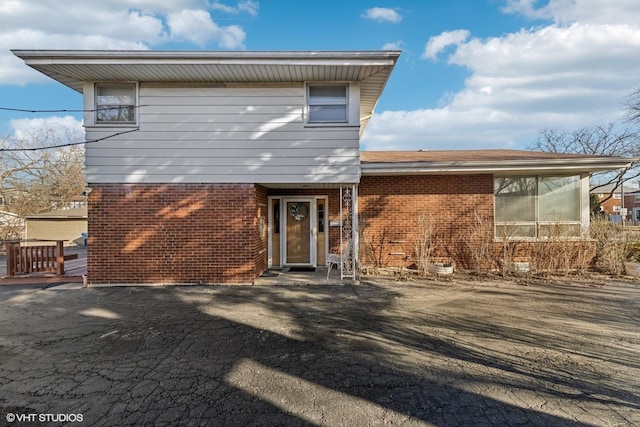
86,129 -> 359,145
85,86 -> 361,184
88,153 -> 359,167
86,170 -> 361,184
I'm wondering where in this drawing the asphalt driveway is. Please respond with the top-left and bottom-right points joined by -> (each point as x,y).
0,276 -> 639,426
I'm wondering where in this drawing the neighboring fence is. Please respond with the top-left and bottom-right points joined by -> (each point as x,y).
4,240 -> 66,276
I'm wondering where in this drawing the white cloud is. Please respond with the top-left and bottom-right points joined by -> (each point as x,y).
447,22 -> 640,122
0,29 -> 149,85
362,7 -> 402,23
381,41 -> 403,51
0,0 -> 251,85
167,9 -> 245,47
364,2 -> 640,150
212,1 -> 259,16
238,1 -> 259,16
502,0 -> 640,25
9,116 -> 85,141
422,29 -> 470,60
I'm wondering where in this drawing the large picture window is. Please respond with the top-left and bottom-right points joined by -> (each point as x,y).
495,175 -> 582,238
307,84 -> 348,123
96,83 -> 136,123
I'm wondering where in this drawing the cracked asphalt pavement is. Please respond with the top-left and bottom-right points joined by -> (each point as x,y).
0,276 -> 639,426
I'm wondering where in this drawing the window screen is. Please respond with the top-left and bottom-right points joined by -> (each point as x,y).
96,83 -> 136,123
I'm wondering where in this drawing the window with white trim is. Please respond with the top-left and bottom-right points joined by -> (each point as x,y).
307,84 -> 348,123
494,175 -> 582,238
95,83 -> 136,124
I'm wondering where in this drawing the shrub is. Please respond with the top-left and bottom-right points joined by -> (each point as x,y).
413,214 -> 437,274
590,217 -> 629,275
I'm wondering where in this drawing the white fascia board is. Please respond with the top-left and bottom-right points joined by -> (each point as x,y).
12,50 -> 400,66
361,159 -> 635,175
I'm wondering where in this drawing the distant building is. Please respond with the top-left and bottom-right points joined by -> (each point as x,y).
25,207 -> 87,246
624,186 -> 640,224
591,183 -> 638,219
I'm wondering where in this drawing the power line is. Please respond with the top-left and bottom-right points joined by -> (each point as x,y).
0,105 -> 148,114
0,128 -> 139,152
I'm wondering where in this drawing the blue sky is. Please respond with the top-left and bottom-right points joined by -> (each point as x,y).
1,0 -> 640,151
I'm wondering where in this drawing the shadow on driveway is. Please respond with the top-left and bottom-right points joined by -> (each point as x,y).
0,278 -> 638,425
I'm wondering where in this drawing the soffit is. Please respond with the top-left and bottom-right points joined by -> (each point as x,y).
13,50 -> 400,136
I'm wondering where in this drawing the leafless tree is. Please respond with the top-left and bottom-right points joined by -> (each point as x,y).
528,123 -> 640,204
624,86 -> 640,125
0,127 -> 85,219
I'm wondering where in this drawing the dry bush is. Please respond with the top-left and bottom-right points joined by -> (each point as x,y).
412,214 -> 437,274
529,224 -> 591,275
497,225 -> 518,277
463,211 -> 495,274
359,217 -> 390,273
590,217 -> 631,275
572,241 -> 595,272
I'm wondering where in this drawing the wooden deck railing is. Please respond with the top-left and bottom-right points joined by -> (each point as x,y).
4,240 -> 66,276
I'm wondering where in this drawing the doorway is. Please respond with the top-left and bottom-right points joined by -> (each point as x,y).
286,200 -> 311,264
269,196 -> 328,267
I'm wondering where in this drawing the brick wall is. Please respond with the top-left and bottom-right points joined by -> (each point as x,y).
358,175 -> 595,272
87,183 -> 266,284
254,185 -> 269,277
359,175 -> 495,269
599,196 -> 621,216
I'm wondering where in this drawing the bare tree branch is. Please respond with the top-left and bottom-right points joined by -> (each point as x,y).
624,86 -> 640,125
0,128 -> 85,221
527,123 -> 640,206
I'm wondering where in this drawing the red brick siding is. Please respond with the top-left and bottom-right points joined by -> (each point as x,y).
359,175 -> 494,269
254,185 -> 269,277
599,196 -> 621,216
87,183 -> 265,284
358,175 -> 594,271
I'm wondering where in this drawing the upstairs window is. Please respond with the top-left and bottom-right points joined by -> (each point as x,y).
307,84 -> 348,123
96,83 -> 136,124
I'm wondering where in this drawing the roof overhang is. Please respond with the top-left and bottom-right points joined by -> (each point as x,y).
12,49 -> 401,136
360,150 -> 636,176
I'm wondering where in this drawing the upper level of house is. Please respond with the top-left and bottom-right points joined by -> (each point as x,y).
13,50 -> 400,186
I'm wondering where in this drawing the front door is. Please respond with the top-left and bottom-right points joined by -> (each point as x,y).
285,200 -> 312,264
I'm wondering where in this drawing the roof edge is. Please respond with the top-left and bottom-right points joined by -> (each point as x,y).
12,49 -> 401,64
361,157 -> 635,175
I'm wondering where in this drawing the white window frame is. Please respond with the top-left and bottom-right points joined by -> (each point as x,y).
305,83 -> 349,125
94,82 -> 138,126
494,175 -> 587,240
